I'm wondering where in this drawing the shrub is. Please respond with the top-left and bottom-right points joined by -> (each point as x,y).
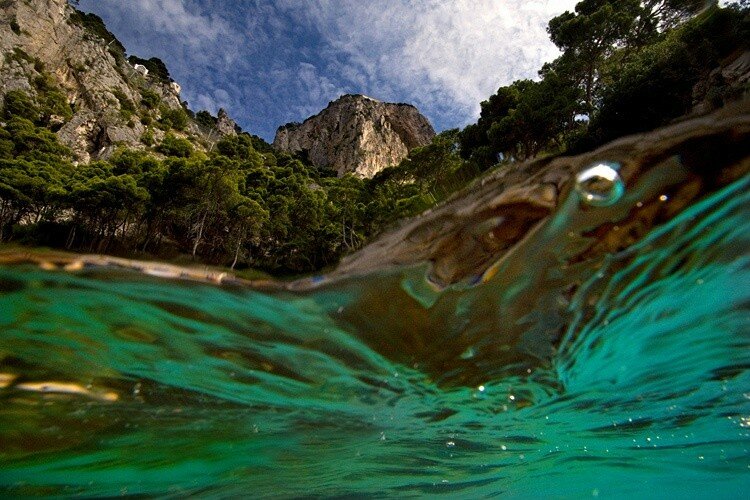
159,107 -> 188,131
2,90 -> 40,122
140,89 -> 161,109
140,128 -> 155,146
112,88 -> 136,113
156,134 -> 193,157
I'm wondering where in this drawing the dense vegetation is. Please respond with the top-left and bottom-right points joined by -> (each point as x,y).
0,0 -> 747,275
127,56 -> 173,85
459,0 -> 749,167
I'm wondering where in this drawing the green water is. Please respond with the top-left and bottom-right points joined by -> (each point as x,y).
0,174 -> 748,497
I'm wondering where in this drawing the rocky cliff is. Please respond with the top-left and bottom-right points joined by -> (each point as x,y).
0,0 -> 232,161
273,94 -> 435,178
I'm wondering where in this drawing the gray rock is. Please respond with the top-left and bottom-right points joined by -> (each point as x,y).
0,0 -> 238,161
273,94 -> 435,178
216,108 -> 236,136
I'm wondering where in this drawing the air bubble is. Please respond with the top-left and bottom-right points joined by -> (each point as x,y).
575,161 -> 625,207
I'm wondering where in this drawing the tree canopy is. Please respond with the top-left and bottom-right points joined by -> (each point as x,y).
0,0 -> 745,275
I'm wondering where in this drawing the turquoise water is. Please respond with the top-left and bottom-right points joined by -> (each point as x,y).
0,172 -> 749,497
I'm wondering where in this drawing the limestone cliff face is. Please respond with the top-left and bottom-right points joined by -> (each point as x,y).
0,0 -> 230,161
215,108 -> 237,136
273,94 -> 435,178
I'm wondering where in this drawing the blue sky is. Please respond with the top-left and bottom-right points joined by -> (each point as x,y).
77,0 -> 578,142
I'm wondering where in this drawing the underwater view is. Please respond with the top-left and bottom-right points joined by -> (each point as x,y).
0,110 -> 748,497
1,0 -> 750,496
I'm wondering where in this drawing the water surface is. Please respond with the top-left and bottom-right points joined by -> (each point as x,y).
0,168 -> 748,496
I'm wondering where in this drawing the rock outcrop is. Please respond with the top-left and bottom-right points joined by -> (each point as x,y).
273,94 -> 435,178
215,108 -> 237,136
0,0 -> 234,161
692,49 -> 750,114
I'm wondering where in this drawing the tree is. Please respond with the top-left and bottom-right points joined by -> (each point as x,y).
159,107 -> 188,131
0,158 -> 71,240
227,197 -> 268,269
67,163 -> 148,251
323,174 -> 365,253
195,110 -> 217,129
459,85 -> 520,168
4,117 -> 70,161
171,156 -> 244,259
547,0 -> 641,109
642,0 -> 714,31
156,134 -> 193,157
216,134 -> 264,167
576,4 -> 746,150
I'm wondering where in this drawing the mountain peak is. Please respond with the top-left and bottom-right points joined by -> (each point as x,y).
273,94 -> 434,178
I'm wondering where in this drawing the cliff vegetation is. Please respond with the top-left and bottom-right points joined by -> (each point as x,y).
0,0 -> 747,275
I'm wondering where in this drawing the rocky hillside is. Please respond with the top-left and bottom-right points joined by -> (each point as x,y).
273,94 -> 435,178
0,0 -> 234,162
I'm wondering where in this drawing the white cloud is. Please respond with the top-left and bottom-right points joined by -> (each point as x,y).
277,0 -> 578,126
126,0 -> 231,45
78,0 -> 581,138
84,0 -> 242,66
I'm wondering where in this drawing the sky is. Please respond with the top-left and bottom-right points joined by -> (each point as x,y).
76,0 -> 579,142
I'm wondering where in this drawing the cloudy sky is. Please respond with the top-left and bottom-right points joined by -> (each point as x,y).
77,0 -> 579,142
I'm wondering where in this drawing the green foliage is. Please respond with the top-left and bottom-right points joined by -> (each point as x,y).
574,4 -> 747,151
2,117 -> 70,161
140,89 -> 161,109
112,88 -> 135,113
159,107 -> 188,131
547,0 -> 642,109
2,90 -> 40,122
40,88 -> 73,123
235,134 -> 271,155
4,78 -> 72,128
7,47 -> 34,66
0,157 -> 71,235
640,0 -> 713,32
10,18 -> 21,35
29,74 -> 74,124
195,110 -> 216,129
0,0 -> 743,275
140,128 -> 155,146
156,134 -> 193,157
127,56 -> 172,84
461,0 -> 743,164
361,129 -> 476,237
214,134 -> 263,168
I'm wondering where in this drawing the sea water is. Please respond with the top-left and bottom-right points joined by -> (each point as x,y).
0,172 -> 748,497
